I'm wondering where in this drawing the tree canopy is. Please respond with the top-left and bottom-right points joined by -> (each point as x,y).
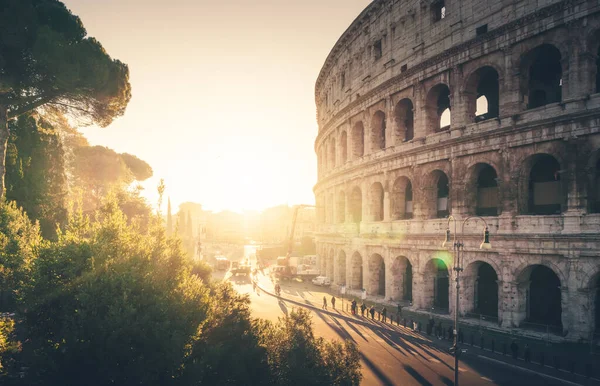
0,0 -> 131,196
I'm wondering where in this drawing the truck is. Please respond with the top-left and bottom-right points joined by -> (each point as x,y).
271,205 -> 319,281
215,256 -> 230,271
231,263 -> 251,276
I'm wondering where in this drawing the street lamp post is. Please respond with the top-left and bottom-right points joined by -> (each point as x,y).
442,215 -> 492,386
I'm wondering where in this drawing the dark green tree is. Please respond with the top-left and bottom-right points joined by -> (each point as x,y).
5,114 -> 68,238
0,0 -> 131,197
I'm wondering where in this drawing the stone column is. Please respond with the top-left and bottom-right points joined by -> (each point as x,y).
578,51 -> 598,96
383,190 -> 391,221
499,280 -> 519,328
450,65 -> 466,129
413,81 -> 428,139
500,46 -> 521,117
412,271 -> 426,309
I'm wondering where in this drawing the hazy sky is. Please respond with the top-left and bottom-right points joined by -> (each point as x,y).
63,0 -> 372,212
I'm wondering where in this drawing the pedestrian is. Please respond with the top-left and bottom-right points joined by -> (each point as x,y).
458,329 -> 464,344
331,296 -> 336,309
510,340 -> 519,360
524,343 -> 531,363
437,321 -> 443,339
361,302 -> 366,316
382,307 -> 387,323
351,299 -> 357,315
369,306 -> 375,319
448,325 -> 454,341
322,296 -> 328,310
397,303 -> 402,318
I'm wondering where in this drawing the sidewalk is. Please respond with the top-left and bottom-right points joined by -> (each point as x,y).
253,271 -> 600,384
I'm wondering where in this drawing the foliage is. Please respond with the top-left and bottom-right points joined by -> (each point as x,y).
0,0 -> 131,126
5,115 -> 68,239
259,309 -> 362,386
0,201 -> 42,311
0,316 -> 18,376
19,196 -> 210,386
120,153 -> 153,182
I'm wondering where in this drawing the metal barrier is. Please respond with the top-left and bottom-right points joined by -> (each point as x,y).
591,332 -> 600,355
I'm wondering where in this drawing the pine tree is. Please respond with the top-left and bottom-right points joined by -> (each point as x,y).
166,198 -> 173,236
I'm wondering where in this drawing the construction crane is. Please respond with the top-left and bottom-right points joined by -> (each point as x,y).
286,204 -> 315,259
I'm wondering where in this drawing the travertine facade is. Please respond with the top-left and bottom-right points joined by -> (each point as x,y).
313,0 -> 600,341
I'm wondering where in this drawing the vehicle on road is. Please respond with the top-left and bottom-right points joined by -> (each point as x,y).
231,264 -> 251,276
311,276 -> 331,287
215,256 -> 230,271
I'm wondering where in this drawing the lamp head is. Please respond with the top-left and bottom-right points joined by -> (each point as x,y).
480,226 -> 492,250
442,228 -> 451,248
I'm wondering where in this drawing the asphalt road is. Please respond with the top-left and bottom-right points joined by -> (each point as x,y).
227,274 -> 574,386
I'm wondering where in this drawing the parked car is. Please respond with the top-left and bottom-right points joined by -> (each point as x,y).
311,276 -> 331,287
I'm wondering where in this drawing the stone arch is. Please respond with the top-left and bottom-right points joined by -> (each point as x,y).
518,153 -> 565,215
390,256 -> 413,302
515,264 -> 563,330
329,138 -> 336,168
425,83 -> 451,133
588,149 -> 600,213
465,163 -> 500,216
423,257 -> 450,311
368,182 -> 384,221
351,121 -> 365,159
368,253 -> 385,296
462,260 -> 499,318
349,186 -> 362,223
337,250 -> 347,286
370,110 -> 386,151
391,176 -> 413,220
394,98 -> 414,142
337,190 -> 346,223
350,251 -> 363,290
420,168 -> 451,219
340,131 -> 348,164
520,44 -> 563,109
463,66 -> 500,122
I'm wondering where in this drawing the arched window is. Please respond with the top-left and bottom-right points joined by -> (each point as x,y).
391,256 -> 412,302
476,165 -> 499,216
465,66 -> 500,122
369,182 -> 384,221
518,265 -> 562,329
425,258 -> 449,311
426,84 -> 451,133
352,122 -> 365,159
394,99 -> 414,142
391,177 -> 413,220
340,131 -> 348,164
436,173 -> 450,218
337,191 -> 346,223
523,45 -> 562,109
371,111 -> 386,151
349,187 -> 362,223
528,155 -> 562,215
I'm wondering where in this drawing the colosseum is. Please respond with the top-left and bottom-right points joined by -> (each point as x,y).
313,0 -> 600,342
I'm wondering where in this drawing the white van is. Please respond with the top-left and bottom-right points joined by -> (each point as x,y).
311,276 -> 331,287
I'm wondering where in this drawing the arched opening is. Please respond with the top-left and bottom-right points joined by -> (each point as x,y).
369,182 -> 384,222
465,66 -> 500,122
349,187 -> 362,223
337,191 -> 346,223
371,110 -> 386,151
590,154 -> 600,213
426,84 -> 451,133
351,122 -> 365,159
329,138 -> 336,168
391,256 -> 412,302
350,252 -> 363,290
327,249 -> 335,280
463,262 -> 499,318
391,177 -> 413,220
368,254 -> 385,296
527,154 -> 563,215
337,251 -> 346,286
436,173 -> 450,218
424,258 -> 450,311
522,44 -> 562,109
476,165 -> 499,216
394,98 -> 414,142
519,265 -> 562,329
340,131 -> 348,164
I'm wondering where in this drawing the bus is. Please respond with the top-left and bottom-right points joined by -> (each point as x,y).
215,256 -> 230,271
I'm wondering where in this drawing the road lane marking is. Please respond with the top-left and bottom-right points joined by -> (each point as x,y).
480,376 -> 493,382
476,355 -> 584,386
